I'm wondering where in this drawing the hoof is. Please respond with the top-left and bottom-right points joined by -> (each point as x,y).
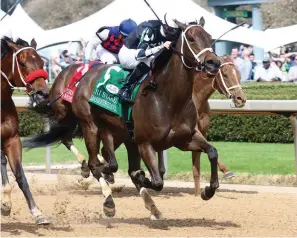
81,169 -> 90,178
201,186 -> 215,201
103,173 -> 115,184
103,195 -> 115,218
81,160 -> 90,178
1,202 -> 12,216
224,171 -> 235,179
36,215 -> 51,225
150,205 -> 165,221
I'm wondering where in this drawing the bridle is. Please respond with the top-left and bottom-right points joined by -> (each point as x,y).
180,24 -> 215,74
0,46 -> 48,95
212,61 -> 242,98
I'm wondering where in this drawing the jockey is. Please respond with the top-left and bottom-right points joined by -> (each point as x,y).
117,14 -> 181,102
81,18 -> 137,74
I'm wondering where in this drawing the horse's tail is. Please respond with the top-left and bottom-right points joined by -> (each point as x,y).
22,124 -> 69,149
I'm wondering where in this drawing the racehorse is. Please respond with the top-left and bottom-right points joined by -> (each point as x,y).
158,55 -> 247,196
24,63 -> 98,177
70,18 -> 222,219
1,37 -> 50,224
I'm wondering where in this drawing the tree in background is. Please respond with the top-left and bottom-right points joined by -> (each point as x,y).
261,0 -> 297,29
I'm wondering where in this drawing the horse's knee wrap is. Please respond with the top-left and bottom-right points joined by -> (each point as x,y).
208,147 -> 218,161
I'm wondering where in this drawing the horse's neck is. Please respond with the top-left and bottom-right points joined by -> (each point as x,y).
192,74 -> 215,112
1,55 -> 14,100
157,53 -> 194,111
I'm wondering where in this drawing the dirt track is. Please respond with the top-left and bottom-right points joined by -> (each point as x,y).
1,173 -> 297,237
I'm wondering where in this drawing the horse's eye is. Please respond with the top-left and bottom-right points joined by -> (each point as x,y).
187,35 -> 195,42
19,62 -> 26,68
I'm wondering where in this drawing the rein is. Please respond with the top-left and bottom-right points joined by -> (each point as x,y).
212,62 -> 242,98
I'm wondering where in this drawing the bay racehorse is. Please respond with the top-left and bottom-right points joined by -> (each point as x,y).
1,37 -> 50,224
23,63 -> 97,177
158,55 -> 247,196
70,19 -> 222,219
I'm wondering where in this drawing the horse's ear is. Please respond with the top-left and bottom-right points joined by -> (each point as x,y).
31,38 -> 37,49
199,17 -> 205,27
173,19 -> 187,31
6,40 -> 20,52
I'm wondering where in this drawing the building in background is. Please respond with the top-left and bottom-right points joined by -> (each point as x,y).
208,0 -> 275,62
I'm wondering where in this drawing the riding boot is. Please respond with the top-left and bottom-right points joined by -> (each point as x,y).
118,62 -> 150,103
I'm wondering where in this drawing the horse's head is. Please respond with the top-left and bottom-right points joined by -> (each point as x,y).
2,37 -> 49,104
213,55 -> 246,108
173,17 -> 221,74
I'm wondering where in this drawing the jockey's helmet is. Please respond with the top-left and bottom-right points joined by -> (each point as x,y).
119,19 -> 137,36
160,13 -> 181,42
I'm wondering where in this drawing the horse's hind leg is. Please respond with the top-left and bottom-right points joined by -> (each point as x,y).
80,121 -> 115,218
217,159 -> 235,178
1,151 -> 12,216
100,128 -> 118,173
126,141 -> 164,220
3,136 -> 50,225
59,113 -> 90,178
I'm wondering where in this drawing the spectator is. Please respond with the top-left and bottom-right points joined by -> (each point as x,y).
287,56 -> 297,82
249,53 -> 257,80
254,55 -> 283,82
231,47 -> 251,82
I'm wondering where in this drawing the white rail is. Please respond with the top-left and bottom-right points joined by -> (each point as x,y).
13,96 -> 297,178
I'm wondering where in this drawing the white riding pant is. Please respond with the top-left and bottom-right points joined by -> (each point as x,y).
96,44 -> 118,64
118,45 -> 154,70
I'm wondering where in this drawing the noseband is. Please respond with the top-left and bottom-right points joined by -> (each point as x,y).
0,46 -> 48,95
212,62 -> 242,98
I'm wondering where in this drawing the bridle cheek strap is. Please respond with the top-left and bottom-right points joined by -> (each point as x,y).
212,62 -> 242,98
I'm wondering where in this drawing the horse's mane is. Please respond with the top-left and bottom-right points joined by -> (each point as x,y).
1,36 -> 30,59
152,21 -> 198,75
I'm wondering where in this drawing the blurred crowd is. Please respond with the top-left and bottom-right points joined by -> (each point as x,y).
50,41 -> 85,79
47,40 -> 297,84
230,44 -> 297,83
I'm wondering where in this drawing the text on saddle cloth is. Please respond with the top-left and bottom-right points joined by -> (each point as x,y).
88,64 -> 147,120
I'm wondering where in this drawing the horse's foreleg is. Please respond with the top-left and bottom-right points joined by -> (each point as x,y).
1,151 -> 12,216
192,151 -> 201,196
3,136 -> 50,225
180,131 -> 219,200
126,142 -> 164,220
157,152 -> 166,180
80,121 -> 115,218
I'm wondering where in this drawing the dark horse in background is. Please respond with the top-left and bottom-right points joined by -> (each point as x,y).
69,19 -> 223,219
1,37 -> 50,224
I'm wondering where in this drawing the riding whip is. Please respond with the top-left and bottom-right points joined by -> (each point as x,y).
211,22 -> 248,47
1,0 -> 23,21
143,0 -> 163,23
47,78 -> 81,107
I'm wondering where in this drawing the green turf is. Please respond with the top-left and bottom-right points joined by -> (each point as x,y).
22,139 -> 295,175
